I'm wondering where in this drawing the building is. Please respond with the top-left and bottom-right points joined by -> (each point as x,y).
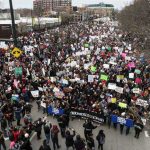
86,2 -> 114,17
33,0 -> 72,16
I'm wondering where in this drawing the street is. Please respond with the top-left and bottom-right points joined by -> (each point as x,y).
5,101 -> 150,150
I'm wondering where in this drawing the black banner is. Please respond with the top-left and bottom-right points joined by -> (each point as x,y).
71,108 -> 104,123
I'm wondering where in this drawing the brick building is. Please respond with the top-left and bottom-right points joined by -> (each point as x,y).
33,0 -> 72,16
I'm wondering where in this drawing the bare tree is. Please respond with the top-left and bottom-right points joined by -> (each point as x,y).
118,0 -> 150,49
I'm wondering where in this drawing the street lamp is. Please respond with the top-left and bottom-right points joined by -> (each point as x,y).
9,0 -> 17,46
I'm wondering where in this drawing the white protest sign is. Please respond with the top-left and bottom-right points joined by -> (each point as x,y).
115,86 -> 124,94
129,73 -> 134,79
62,79 -> 69,85
50,77 -> 56,83
136,99 -> 148,107
103,64 -> 110,69
42,68 -> 45,76
125,56 -> 131,61
41,101 -> 46,108
31,90 -> 39,97
38,87 -> 43,91
71,61 -> 77,67
132,88 -> 140,94
47,59 -> 50,65
53,87 -> 60,92
108,83 -> 116,90
109,61 -> 117,65
88,75 -> 94,82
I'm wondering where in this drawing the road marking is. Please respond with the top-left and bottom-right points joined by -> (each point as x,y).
144,131 -> 150,137
30,132 -> 37,142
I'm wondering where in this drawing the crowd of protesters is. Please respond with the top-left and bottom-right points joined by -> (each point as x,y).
0,20 -> 150,150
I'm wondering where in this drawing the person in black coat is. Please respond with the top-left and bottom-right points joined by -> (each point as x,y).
34,118 -> 43,140
83,119 -> 97,140
39,140 -> 51,150
134,120 -> 144,139
74,135 -> 86,150
87,134 -> 95,150
96,130 -> 105,150
57,115 -> 67,137
65,129 -> 75,150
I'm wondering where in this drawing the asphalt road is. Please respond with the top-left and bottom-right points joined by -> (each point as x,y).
5,101 -> 150,150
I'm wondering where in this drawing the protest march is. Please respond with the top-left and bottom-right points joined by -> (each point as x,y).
0,20 -> 150,150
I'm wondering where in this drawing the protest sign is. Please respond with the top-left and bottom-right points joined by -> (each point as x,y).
15,67 -> 22,76
38,87 -> 43,91
121,53 -> 126,58
132,88 -> 140,94
128,62 -> 135,68
54,91 -> 64,99
88,75 -> 94,82
117,75 -> 124,80
100,74 -> 108,81
129,73 -> 134,79
108,83 -> 116,90
118,102 -> 127,108
31,90 -> 39,97
115,86 -> 123,94
50,77 -> 56,82
41,101 -> 46,108
84,43 -> 89,48
134,69 -> 141,74
136,99 -> 148,107
91,66 -> 97,72
62,79 -> 69,85
103,64 -> 110,69
11,94 -> 19,101
111,98 -> 117,103
48,106 -> 64,115
107,47 -> 111,51
42,68 -> 45,76
111,115 -> 133,127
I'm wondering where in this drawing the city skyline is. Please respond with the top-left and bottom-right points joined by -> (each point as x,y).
0,0 -> 134,10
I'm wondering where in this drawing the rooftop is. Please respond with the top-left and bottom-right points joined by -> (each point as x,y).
87,2 -> 114,8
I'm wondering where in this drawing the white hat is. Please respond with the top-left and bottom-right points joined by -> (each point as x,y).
24,133 -> 29,138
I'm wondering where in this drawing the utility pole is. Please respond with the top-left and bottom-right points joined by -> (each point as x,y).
9,0 -> 17,46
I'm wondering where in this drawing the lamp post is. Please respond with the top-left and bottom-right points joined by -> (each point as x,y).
9,0 -> 17,46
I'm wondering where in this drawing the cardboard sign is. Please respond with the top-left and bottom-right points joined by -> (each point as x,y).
129,73 -> 134,79
100,74 -> 108,81
136,99 -> 148,107
111,98 -> 117,103
108,83 -> 116,90
15,67 -> 22,76
11,94 -> 19,101
118,102 -> 127,108
31,90 -> 39,97
117,75 -> 124,80
88,75 -> 94,82
115,86 -> 123,94
91,66 -> 97,72
84,43 -> 89,48
54,91 -> 64,99
62,79 -> 69,85
103,64 -> 110,69
134,69 -> 141,74
38,87 -> 43,91
133,88 -> 140,94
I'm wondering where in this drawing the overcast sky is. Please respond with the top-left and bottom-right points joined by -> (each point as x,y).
0,0 -> 134,10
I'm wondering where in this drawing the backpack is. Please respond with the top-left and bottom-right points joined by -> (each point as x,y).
99,135 -> 105,144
